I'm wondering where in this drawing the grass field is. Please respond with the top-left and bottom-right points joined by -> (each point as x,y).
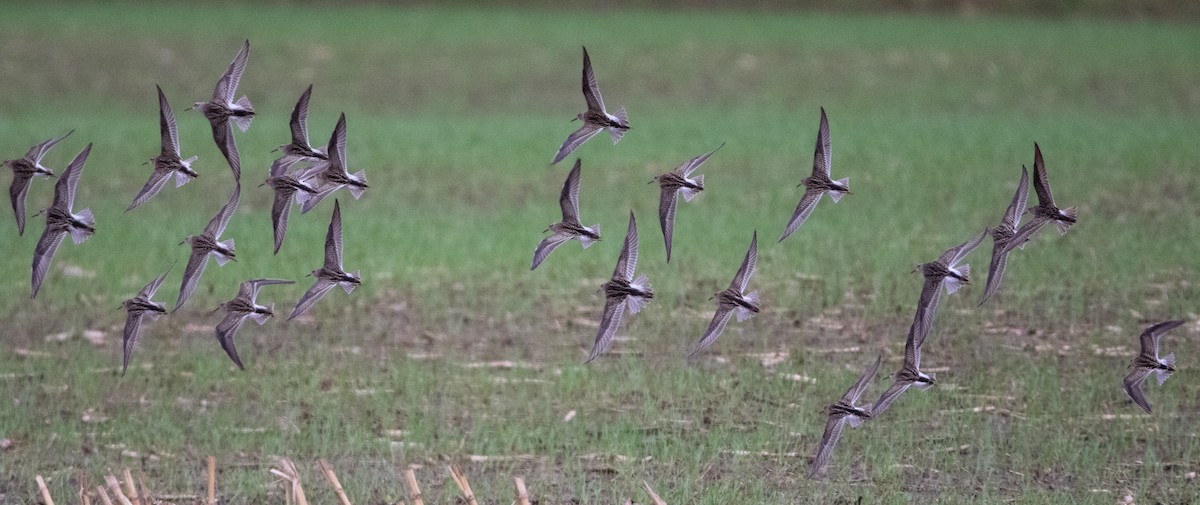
1,3 -> 1199,503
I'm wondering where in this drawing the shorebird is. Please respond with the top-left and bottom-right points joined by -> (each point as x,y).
298,113 -> 368,213
127,85 -> 199,212
872,325 -> 936,417
690,230 -> 759,357
263,155 -> 319,255
978,166 -> 1029,306
120,266 -> 171,375
531,158 -> 600,270
213,278 -> 294,369
189,39 -> 253,181
31,143 -> 95,299
270,84 -> 327,175
551,46 -> 629,165
1123,319 -> 1186,414
779,107 -> 849,243
810,354 -> 881,479
5,129 -> 73,235
1001,143 -> 1077,254
288,200 -> 362,320
586,211 -> 653,363
175,184 -> 239,311
908,228 -> 988,347
654,143 -> 722,262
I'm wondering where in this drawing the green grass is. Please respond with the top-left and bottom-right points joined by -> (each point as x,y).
1,3 -> 1199,504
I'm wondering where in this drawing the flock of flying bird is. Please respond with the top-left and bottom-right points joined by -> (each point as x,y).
528,47 -> 1187,478
3,42 -> 1188,479
4,40 -> 367,374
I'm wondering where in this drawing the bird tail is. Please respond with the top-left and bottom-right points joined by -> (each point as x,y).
251,305 -> 273,325
70,209 -> 96,244
1056,207 -> 1078,235
827,177 -> 850,203
232,96 -> 254,131
681,175 -> 703,202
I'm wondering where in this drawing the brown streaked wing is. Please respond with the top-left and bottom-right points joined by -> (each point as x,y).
121,311 -> 146,375
126,169 -> 172,212
139,266 -> 173,299
271,187 -> 296,255
551,124 -> 602,165
531,232 -> 572,270
157,85 -> 180,157
808,416 -> 846,479
288,278 -> 337,321
1122,367 -> 1154,413
938,227 -> 988,267
978,244 -> 1009,306
872,380 -> 912,417
910,277 -> 943,349
658,185 -> 678,262
691,307 -> 733,357
213,39 -> 250,104
811,107 -> 831,178
290,84 -> 314,148
1001,217 -> 1049,255
324,200 -> 344,270
28,129 -> 74,164
1139,320 -> 1185,358
31,228 -> 66,299
611,212 -> 638,281
844,354 -> 882,404
559,158 -> 583,223
678,142 -> 724,177
240,278 -> 294,302
580,46 -> 605,113
1030,143 -> 1055,206
212,121 -> 241,180
730,231 -> 758,292
779,188 -> 822,243
55,143 -> 92,211
1001,165 -> 1030,231
9,174 -> 32,235
585,296 -> 626,363
326,113 -> 348,175
174,247 -> 211,311
214,312 -> 249,370
203,184 -> 240,239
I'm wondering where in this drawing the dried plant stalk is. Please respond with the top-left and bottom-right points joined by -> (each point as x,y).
448,464 -> 479,505
317,459 -> 353,505
35,475 -> 55,505
95,486 -> 115,505
270,458 -> 309,505
207,456 -> 217,505
103,475 -> 134,505
514,476 -> 531,505
401,467 -> 425,505
122,469 -> 140,505
643,481 -> 667,505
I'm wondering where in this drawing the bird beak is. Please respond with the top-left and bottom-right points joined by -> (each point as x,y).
570,117 -> 579,123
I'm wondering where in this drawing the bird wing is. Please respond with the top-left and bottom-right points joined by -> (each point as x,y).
778,188 -> 823,243
324,200 -> 345,270
585,296 -> 626,363
243,278 -> 294,301
1140,320 -> 1185,359
808,416 -> 846,479
581,46 -> 605,113
203,184 -> 240,239
9,174 -> 32,235
679,142 -> 724,177
559,158 -> 583,223
157,85 -> 180,157
288,278 -> 337,321
909,277 -> 944,349
1001,217 -> 1049,255
978,242 -> 1010,306
551,125 -> 602,165
327,113 -> 348,176
210,120 -> 241,181
28,129 -> 74,164
658,185 -> 679,262
31,227 -> 66,298
174,247 -> 211,311
1122,367 -> 1154,414
290,84 -> 314,149
126,169 -> 172,212
730,230 -> 758,292
121,310 -> 146,375
214,312 -> 249,370
811,107 -> 831,178
938,227 -> 988,267
611,212 -> 638,281
691,307 -> 734,357
271,186 -> 296,255
139,265 -> 173,299
844,354 -> 882,404
871,380 -> 912,418
1030,142 -> 1055,206
530,232 -> 572,270
1001,165 -> 1030,231
55,143 -> 92,211
213,39 -> 250,104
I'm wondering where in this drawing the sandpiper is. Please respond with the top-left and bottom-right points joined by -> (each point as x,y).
872,326 -> 936,417
531,158 -> 600,270
214,278 -> 294,369
908,228 -> 988,348
551,46 -> 629,165
288,200 -> 362,320
5,129 -> 73,235
31,143 -> 95,299
586,211 -> 653,363
1002,143 -> 1077,254
120,266 -> 172,375
1123,319 -> 1186,414
654,143 -> 722,262
175,184 -> 240,311
779,107 -> 849,243
190,39 -> 253,181
810,354 -> 881,479
270,84 -> 328,175
690,230 -> 759,357
979,166 -> 1029,306
127,85 -> 199,212
263,155 -> 319,255
298,113 -> 368,213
